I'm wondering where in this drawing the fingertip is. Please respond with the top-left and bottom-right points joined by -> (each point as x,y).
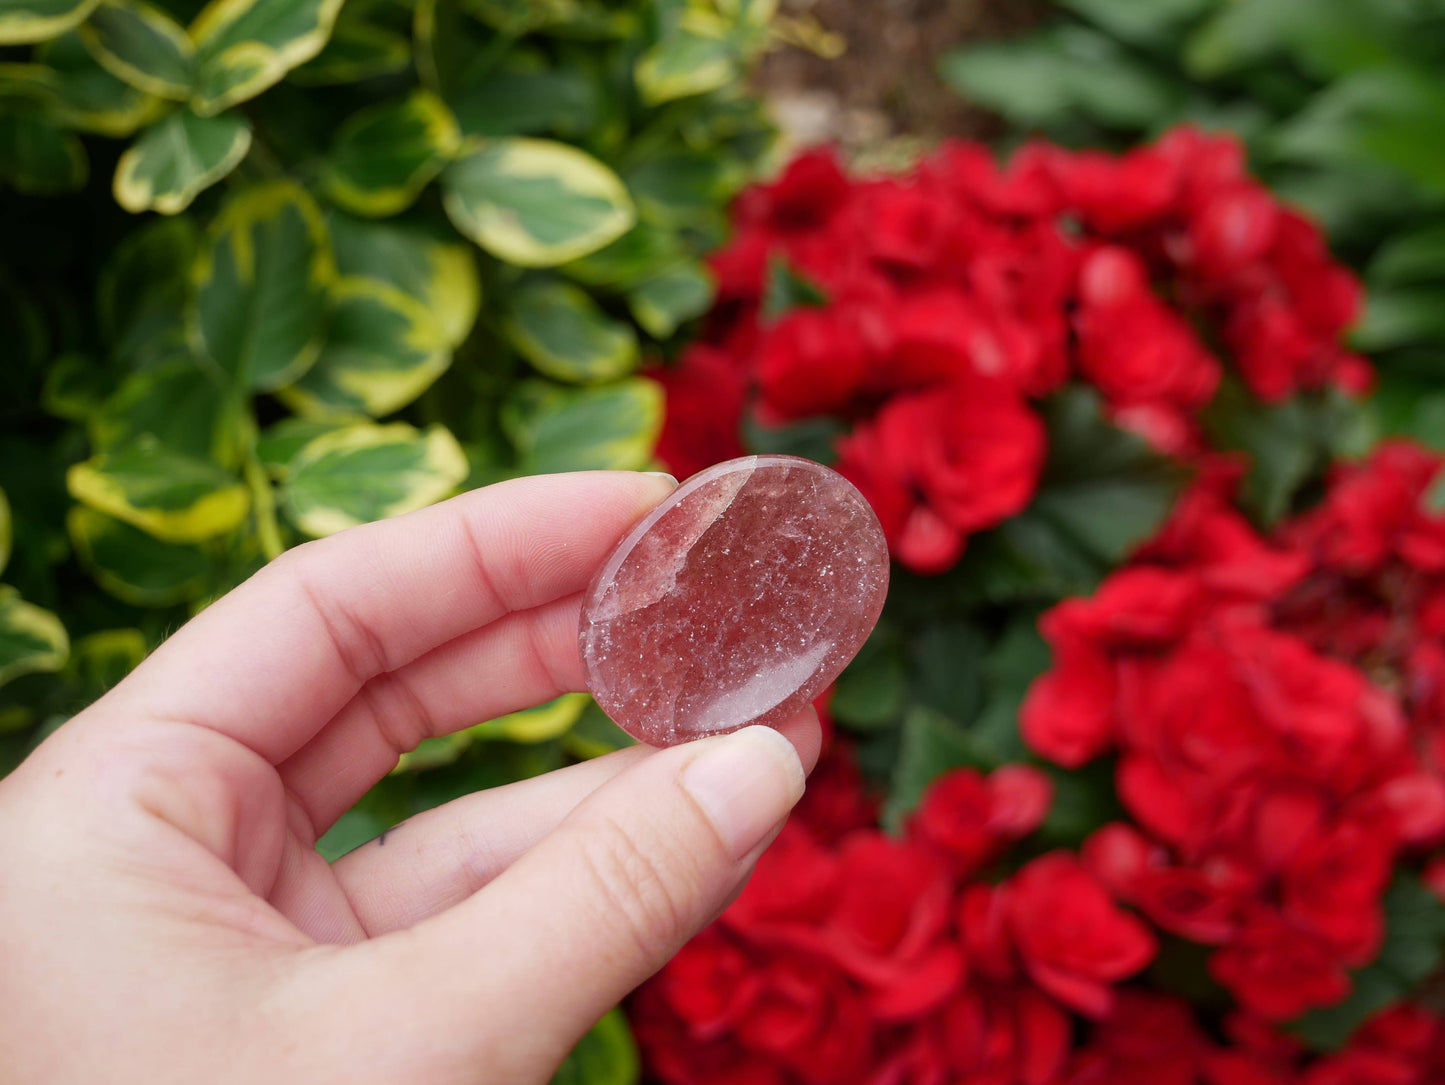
774,705 -> 823,777
636,470 -> 679,511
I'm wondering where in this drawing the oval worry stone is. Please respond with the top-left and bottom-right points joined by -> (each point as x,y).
579,455 -> 890,746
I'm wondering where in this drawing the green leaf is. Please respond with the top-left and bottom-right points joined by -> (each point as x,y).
0,487 -> 10,577
189,0 -> 344,115
114,108 -> 251,213
1057,0 -> 1209,47
99,215 -> 198,366
91,355 -> 243,465
551,1009 -> 639,1085
281,422 -> 469,537
288,17 -> 407,85
1291,873 -> 1445,1051
1184,0 -> 1406,82
628,260 -> 714,340
460,0 -> 576,35
0,586 -> 68,690
505,279 -> 638,384
281,277 -> 452,419
0,110 -> 87,193
412,0 -> 486,98
501,378 -> 662,474
328,213 -> 481,350
67,436 -> 249,543
190,181 -> 334,391
442,137 -> 636,267
1425,472 -> 1445,515
1355,287 -> 1445,351
882,706 -> 986,832
2,33 -> 163,135
448,66 -> 599,140
1372,381 -> 1445,450
44,354 -> 114,422
65,627 -> 147,698
761,254 -> 828,322
315,807 -> 391,861
831,630 -> 907,730
741,413 -> 844,464
1203,383 -> 1375,525
67,505 -> 208,605
394,693 -> 590,771
563,222 -> 684,290
1369,222 -> 1445,286
323,90 -> 460,218
625,149 -> 741,228
1034,761 -> 1122,849
0,0 -> 99,44
907,618 -> 987,724
635,14 -> 737,106
965,616 -> 1046,769
81,0 -> 193,99
960,388 -> 1186,602
255,416 -> 345,476
564,698 -> 636,760
939,25 -> 1183,131
1269,67 -> 1445,197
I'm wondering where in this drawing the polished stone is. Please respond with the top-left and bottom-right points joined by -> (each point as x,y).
579,455 -> 890,746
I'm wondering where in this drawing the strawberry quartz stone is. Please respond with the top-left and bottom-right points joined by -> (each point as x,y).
579,455 -> 890,746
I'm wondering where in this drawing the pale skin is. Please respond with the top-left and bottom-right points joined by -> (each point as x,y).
0,471 -> 820,1083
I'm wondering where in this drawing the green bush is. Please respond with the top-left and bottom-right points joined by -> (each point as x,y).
940,0 -> 1445,444
0,0 -> 780,796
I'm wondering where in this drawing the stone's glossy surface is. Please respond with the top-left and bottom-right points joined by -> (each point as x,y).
579,455 -> 890,746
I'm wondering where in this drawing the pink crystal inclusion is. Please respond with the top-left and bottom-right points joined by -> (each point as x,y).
579,455 -> 890,746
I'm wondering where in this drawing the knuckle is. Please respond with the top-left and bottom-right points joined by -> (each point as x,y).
359,669 -> 435,757
579,815 -> 699,965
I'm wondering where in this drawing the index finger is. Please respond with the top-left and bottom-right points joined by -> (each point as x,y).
100,471 -> 676,763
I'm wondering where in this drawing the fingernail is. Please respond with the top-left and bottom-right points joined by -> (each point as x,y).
642,471 -> 679,487
681,726 -> 806,860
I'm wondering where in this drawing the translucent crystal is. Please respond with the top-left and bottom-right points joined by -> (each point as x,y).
579,455 -> 890,746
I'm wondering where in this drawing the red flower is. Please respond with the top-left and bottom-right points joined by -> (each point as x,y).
792,736 -> 880,845
943,983 -> 1072,1085
836,378 -> 1045,574
910,764 -> 1052,875
736,955 -> 877,1085
736,147 -> 852,237
1279,816 -> 1392,964
1050,145 -> 1180,235
1062,991 -> 1210,1085
1020,640 -> 1117,769
1006,852 -> 1157,1018
1188,180 -> 1279,280
755,307 -> 870,421
1209,909 -> 1351,1020
810,834 -> 965,1021
856,177 -> 960,275
1074,246 -> 1221,412
652,344 -> 747,478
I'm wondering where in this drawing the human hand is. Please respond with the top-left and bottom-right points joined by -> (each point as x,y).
0,472 -> 820,1083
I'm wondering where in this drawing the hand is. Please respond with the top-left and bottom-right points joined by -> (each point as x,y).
0,472 -> 819,1084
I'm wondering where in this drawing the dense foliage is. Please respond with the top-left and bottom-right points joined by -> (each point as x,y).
635,135 -> 1445,1082
940,0 -> 1445,448
0,0 -> 781,785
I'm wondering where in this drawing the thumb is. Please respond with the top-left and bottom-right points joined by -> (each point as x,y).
366,717 -> 813,1079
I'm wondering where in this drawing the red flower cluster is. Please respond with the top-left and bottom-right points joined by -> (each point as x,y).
632,745 -> 1133,1085
653,129 -> 1368,574
1022,445 -> 1445,1023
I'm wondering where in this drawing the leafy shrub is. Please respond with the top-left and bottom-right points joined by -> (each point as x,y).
939,0 -> 1445,446
0,0 -> 781,807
